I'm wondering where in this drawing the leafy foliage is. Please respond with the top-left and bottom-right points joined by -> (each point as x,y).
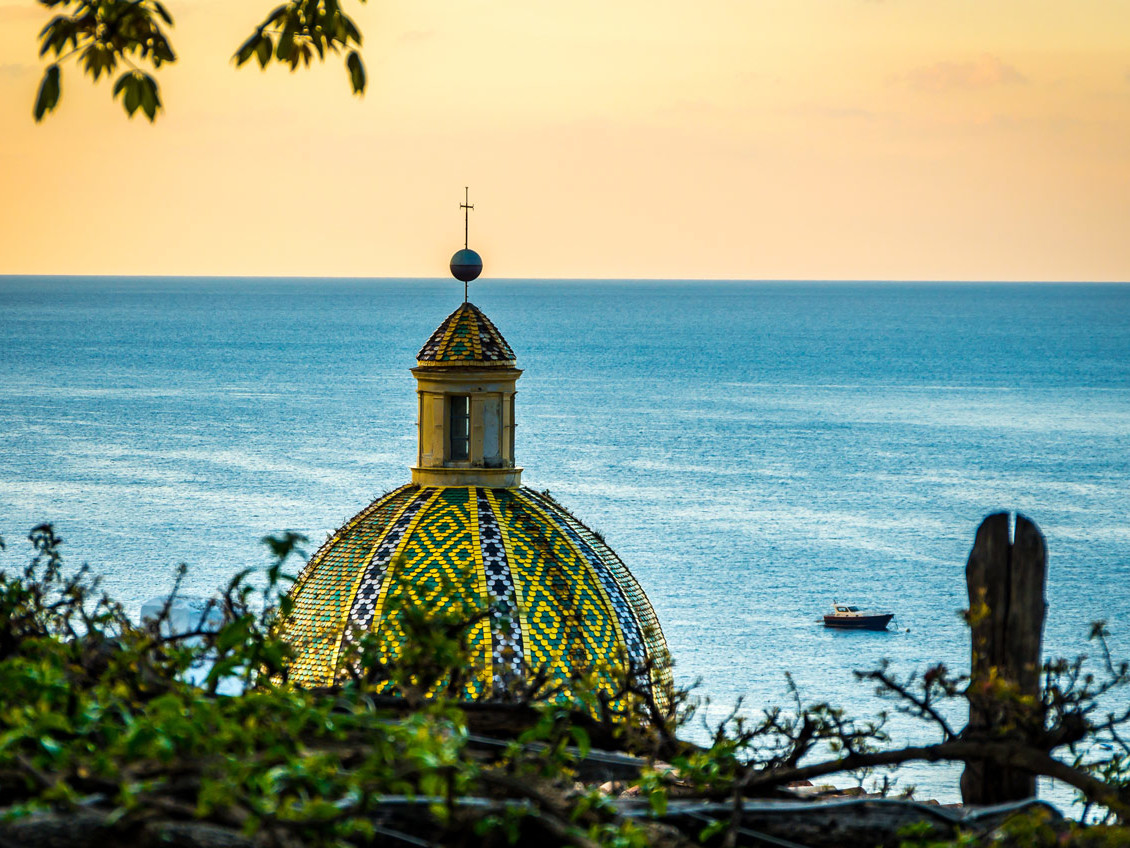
0,524 -> 667,846
33,0 -> 368,122
234,0 -> 367,95
1,524 -> 1129,847
898,807 -> 1130,848
35,0 -> 174,121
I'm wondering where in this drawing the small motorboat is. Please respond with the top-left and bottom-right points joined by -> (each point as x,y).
823,600 -> 894,631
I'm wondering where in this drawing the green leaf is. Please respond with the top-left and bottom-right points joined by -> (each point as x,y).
153,37 -> 176,65
127,77 -> 142,116
698,819 -> 727,841
151,0 -> 174,26
33,64 -> 61,121
113,73 -> 141,117
346,50 -> 365,95
568,725 -> 591,757
277,15 -> 297,62
341,15 -> 361,46
81,44 -> 117,81
235,33 -> 259,66
255,35 -> 272,68
38,16 -> 71,57
139,73 -> 161,121
263,4 -> 289,27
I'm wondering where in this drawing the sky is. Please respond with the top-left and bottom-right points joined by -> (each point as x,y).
1,0 -> 1128,281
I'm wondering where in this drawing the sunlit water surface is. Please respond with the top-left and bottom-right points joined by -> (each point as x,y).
2,277 -> 1128,809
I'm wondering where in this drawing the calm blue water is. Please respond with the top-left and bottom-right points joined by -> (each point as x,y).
2,276 -> 1129,805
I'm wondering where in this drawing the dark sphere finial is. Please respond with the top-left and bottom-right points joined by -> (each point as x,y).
450,248 -> 483,283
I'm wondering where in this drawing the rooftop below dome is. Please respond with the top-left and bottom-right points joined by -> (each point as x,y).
416,302 -> 515,368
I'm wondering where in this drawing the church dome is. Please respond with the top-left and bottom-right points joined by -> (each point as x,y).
284,483 -> 670,705
281,220 -> 670,710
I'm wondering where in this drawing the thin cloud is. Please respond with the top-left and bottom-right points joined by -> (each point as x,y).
779,102 -> 881,122
0,63 -> 33,79
397,30 -> 436,45
900,55 -> 1028,92
667,99 -> 717,115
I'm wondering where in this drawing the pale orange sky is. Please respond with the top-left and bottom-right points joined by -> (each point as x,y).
1,0 -> 1128,280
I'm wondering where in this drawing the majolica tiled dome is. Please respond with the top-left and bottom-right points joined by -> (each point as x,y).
282,289 -> 671,709
416,302 -> 515,367
285,484 -> 670,704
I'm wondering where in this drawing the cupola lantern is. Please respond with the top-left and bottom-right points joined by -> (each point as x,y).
411,303 -> 522,488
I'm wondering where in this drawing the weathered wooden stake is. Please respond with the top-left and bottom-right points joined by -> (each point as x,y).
960,512 -> 1047,805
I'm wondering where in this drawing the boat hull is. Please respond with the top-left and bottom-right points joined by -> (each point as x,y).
823,613 -> 893,631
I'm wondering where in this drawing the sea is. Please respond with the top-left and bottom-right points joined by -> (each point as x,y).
2,276 -> 1128,809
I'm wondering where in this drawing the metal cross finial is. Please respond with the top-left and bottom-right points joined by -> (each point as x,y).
450,188 -> 481,303
460,186 -> 473,250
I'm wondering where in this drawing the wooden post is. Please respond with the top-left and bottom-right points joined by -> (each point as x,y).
960,512 -> 1047,804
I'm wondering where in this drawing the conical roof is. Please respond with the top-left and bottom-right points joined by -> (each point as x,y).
282,485 -> 671,708
415,302 -> 515,368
